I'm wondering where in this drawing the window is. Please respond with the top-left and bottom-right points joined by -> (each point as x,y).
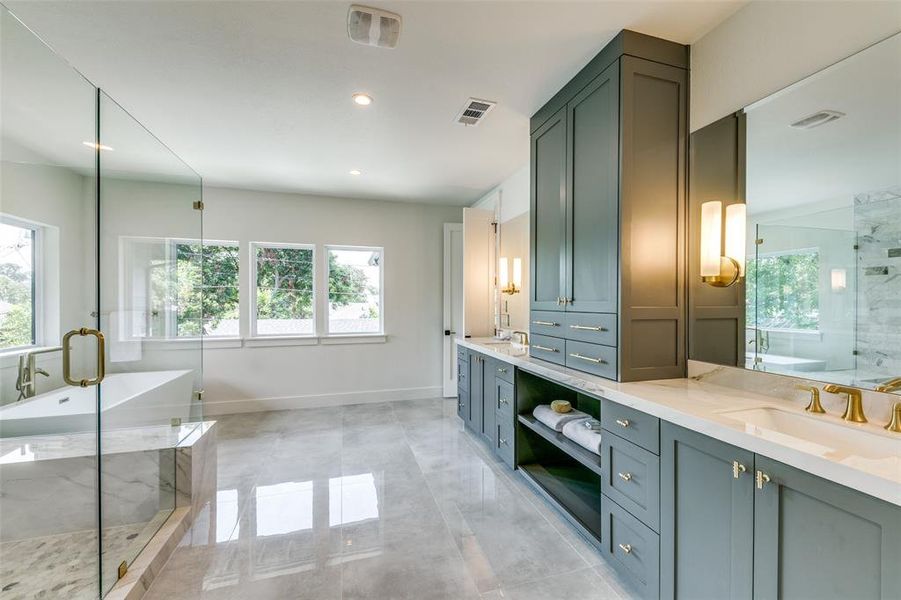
327,246 -> 382,335
747,248 -> 820,331
252,243 -> 314,337
122,238 -> 239,339
0,220 -> 38,350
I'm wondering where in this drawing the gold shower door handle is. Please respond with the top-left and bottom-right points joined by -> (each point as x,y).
62,328 -> 106,387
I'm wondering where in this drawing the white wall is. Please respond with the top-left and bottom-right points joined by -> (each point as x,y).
0,161 -> 94,405
472,164 -> 529,223
200,186 -> 462,414
690,1 -> 901,131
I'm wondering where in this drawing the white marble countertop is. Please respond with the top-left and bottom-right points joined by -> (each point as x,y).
457,338 -> 901,506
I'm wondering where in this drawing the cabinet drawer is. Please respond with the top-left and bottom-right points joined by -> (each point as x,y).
530,311 -> 565,338
457,358 -> 469,393
564,312 -> 616,346
457,390 -> 469,421
602,434 -> 660,531
457,345 -> 468,362
529,334 -> 565,365
494,361 -> 514,383
601,399 -> 659,455
565,340 -> 617,380
496,417 -> 515,468
601,498 -> 660,600
495,379 -> 514,421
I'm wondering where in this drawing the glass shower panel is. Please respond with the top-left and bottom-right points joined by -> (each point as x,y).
98,93 -> 203,594
749,224 -> 857,379
0,7 -> 100,599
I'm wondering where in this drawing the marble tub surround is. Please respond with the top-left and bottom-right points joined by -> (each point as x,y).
457,339 -> 901,505
142,401 -> 636,600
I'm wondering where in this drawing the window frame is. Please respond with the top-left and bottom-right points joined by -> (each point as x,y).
119,236 -> 240,341
249,241 -> 317,339
749,246 -> 821,334
0,215 -> 43,352
324,244 -> 384,337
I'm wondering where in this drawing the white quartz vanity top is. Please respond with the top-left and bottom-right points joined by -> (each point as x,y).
458,338 -> 901,506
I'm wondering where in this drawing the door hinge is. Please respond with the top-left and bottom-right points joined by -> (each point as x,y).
118,561 -> 128,580
755,238 -> 764,245
193,200 -> 204,211
194,389 -> 205,401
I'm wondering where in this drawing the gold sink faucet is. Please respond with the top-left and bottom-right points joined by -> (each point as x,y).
822,384 -> 867,423
795,385 -> 825,414
874,377 -> 901,393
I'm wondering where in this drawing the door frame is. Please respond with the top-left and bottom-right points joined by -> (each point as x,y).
442,222 -> 463,397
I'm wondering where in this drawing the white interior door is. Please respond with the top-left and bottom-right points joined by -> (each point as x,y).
442,223 -> 464,397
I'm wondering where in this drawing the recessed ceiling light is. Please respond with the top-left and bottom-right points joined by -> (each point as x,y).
352,93 -> 373,106
82,141 -> 114,151
349,169 -> 362,176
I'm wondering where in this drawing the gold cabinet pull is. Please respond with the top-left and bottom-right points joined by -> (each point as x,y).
532,320 -> 559,327
499,438 -> 509,446
615,418 -> 631,428
499,398 -> 509,405
569,352 -> 607,364
732,461 -> 747,479
618,543 -> 632,554
62,328 -> 105,387
531,344 -> 559,353
617,472 -> 633,482
497,367 -> 508,374
755,470 -> 771,489
569,325 -> 608,332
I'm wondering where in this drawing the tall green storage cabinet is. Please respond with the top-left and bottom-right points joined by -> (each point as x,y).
529,30 -> 688,382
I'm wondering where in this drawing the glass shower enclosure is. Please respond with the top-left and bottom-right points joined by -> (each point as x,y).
1,8 -> 203,598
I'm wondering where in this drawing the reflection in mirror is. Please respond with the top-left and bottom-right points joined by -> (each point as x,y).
742,33 -> 900,392
497,213 -> 529,333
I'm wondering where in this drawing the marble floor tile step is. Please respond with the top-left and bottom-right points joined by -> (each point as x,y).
145,399 -> 637,600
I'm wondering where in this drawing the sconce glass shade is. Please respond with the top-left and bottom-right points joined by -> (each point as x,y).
700,201 -> 723,278
831,268 -> 847,291
499,257 -> 509,288
725,203 -> 747,276
512,258 -> 522,288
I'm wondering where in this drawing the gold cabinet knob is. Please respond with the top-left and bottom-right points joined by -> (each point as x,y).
617,472 -> 633,482
756,470 -> 771,490
732,461 -> 747,479
618,543 -> 632,554
615,419 -> 630,428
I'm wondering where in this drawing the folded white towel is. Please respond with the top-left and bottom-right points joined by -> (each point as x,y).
562,417 -> 603,455
533,404 -> 589,432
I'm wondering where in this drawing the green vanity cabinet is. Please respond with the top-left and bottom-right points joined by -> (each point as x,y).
458,350 -> 508,453
530,107 -> 567,312
529,29 -> 688,382
753,456 -> 901,600
661,422 -> 901,600
660,423 -> 755,600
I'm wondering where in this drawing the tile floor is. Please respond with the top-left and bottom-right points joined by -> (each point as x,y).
145,398 -> 637,599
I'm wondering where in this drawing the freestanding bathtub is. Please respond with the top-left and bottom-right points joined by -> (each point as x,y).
0,369 -> 195,438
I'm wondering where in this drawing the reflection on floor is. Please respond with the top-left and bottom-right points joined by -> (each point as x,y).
0,513 -> 168,600
145,399 -> 636,599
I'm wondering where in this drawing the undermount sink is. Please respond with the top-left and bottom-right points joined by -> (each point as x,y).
718,407 -> 900,460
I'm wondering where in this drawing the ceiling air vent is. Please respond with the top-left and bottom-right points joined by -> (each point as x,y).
456,98 -> 497,126
347,5 -> 402,49
789,110 -> 845,129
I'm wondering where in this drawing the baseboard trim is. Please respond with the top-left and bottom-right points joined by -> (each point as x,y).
201,386 -> 443,415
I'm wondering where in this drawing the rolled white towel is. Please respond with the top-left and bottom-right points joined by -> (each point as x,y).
562,417 -> 603,456
533,404 -> 589,432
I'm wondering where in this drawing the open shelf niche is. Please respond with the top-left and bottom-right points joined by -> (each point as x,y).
514,369 -> 604,545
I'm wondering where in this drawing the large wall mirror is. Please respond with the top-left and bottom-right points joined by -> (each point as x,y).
690,32 -> 900,394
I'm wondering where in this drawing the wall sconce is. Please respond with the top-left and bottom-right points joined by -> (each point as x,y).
831,268 -> 847,292
499,257 -> 521,295
700,201 -> 746,287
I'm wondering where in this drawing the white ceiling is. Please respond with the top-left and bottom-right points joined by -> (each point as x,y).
5,1 -> 743,206
746,33 -> 900,216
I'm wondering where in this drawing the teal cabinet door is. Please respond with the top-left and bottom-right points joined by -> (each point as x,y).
565,62 -> 619,314
753,456 -> 901,600
468,353 -> 484,433
530,107 -> 567,312
660,423 -> 754,600
481,357 -> 497,445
